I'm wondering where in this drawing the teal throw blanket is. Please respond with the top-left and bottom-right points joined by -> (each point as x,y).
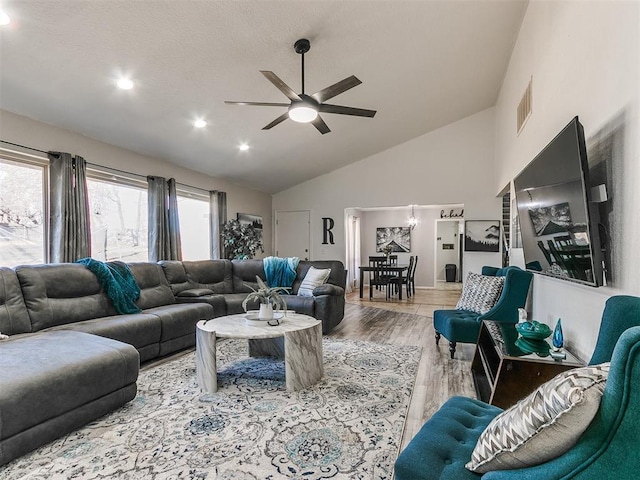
76,258 -> 142,314
263,256 -> 300,289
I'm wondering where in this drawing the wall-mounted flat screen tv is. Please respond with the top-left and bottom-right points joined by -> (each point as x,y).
513,117 -> 603,286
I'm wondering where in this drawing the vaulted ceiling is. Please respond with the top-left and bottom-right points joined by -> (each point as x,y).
0,1 -> 527,193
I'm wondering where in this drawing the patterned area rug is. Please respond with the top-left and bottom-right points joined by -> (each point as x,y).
1,338 -> 421,479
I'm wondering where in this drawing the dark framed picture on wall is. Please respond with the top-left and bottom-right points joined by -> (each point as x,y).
464,220 -> 500,252
376,227 -> 411,252
237,213 -> 263,230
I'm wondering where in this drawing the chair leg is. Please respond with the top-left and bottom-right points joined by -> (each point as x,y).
435,331 -> 441,345
449,342 -> 457,359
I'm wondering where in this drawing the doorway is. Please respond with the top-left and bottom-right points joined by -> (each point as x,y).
275,210 -> 310,260
434,219 -> 461,285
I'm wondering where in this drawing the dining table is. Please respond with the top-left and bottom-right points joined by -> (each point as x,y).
359,263 -> 410,300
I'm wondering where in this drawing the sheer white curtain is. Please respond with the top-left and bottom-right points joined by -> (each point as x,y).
344,214 -> 361,293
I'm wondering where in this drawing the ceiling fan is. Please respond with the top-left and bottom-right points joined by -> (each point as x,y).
225,38 -> 376,134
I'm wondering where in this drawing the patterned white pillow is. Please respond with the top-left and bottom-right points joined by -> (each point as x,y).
297,267 -> 331,297
466,363 -> 610,473
455,272 -> 505,314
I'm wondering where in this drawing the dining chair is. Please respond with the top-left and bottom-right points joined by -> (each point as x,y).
369,256 -> 392,298
408,255 -> 418,296
388,255 -> 414,299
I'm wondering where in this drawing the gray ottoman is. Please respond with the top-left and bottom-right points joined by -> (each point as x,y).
0,330 -> 139,466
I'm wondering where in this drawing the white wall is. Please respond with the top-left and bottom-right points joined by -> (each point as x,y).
494,0 -> 640,360
0,109 -> 273,258
273,107 -> 502,280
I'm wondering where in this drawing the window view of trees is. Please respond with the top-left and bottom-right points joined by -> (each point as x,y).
87,178 -> 148,262
2,158 -> 212,266
177,195 -> 210,260
0,160 -> 45,265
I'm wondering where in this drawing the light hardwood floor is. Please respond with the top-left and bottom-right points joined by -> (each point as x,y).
331,284 -> 476,449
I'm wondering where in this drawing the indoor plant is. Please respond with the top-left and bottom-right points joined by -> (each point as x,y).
241,276 -> 288,320
222,219 -> 264,259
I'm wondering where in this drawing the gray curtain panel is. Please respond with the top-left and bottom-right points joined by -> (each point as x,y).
147,176 -> 182,262
48,152 -> 91,262
209,190 -> 227,259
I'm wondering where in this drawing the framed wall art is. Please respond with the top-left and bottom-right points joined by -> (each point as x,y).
464,220 -> 500,252
376,227 -> 411,253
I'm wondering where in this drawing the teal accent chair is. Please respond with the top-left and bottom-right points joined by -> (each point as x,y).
434,266 -> 533,358
395,295 -> 640,480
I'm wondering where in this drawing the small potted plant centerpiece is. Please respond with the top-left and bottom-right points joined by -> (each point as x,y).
242,276 -> 288,321
382,244 -> 394,262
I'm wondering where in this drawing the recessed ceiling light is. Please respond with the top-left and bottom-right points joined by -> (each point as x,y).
116,78 -> 134,90
238,143 -> 250,151
194,119 -> 207,128
0,12 -> 10,26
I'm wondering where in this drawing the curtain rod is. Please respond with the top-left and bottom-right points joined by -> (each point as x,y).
1,139 -> 213,194
0,139 -> 50,155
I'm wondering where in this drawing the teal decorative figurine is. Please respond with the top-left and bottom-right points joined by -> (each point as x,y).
553,318 -> 564,350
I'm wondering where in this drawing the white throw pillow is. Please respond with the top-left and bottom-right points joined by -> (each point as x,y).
466,363 -> 610,474
455,272 -> 505,314
297,267 -> 331,297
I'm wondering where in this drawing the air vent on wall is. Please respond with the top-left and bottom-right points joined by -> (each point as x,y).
517,77 -> 532,135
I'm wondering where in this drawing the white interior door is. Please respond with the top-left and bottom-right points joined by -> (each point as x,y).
275,210 -> 310,260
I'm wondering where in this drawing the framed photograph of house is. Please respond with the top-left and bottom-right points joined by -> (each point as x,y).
237,213 -> 263,230
376,227 -> 411,253
464,220 -> 500,252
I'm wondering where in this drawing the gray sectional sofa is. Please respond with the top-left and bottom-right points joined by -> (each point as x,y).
0,258 -> 345,466
160,259 -> 347,333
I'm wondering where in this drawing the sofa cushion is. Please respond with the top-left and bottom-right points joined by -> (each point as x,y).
291,261 -> 346,294
177,288 -> 215,297
47,313 -> 162,351
0,330 -> 138,441
158,260 -> 192,295
231,259 -> 265,293
466,363 -> 610,473
16,264 -> 118,331
0,267 -> 31,335
182,260 -> 234,293
223,293 -> 256,314
297,266 -> 331,297
143,303 -> 213,342
456,272 -> 505,315
128,262 -> 175,309
282,295 -> 315,317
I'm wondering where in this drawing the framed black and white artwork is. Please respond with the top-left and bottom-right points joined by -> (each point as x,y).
237,213 -> 263,230
464,220 -> 500,252
376,227 -> 411,253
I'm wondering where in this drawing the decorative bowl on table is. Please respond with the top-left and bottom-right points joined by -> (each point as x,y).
515,336 -> 551,356
516,321 -> 552,340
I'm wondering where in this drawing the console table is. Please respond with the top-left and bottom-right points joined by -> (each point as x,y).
471,320 -> 584,409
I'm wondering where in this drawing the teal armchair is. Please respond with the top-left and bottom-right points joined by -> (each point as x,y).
395,295 -> 640,480
434,266 -> 533,358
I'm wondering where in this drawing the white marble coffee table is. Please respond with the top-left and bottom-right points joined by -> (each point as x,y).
195,313 -> 323,393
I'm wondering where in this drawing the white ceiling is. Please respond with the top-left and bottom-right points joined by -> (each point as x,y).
0,1 -> 527,194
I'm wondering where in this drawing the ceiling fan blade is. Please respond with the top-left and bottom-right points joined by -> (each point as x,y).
311,115 -> 331,135
320,104 -> 377,118
262,112 -> 290,130
311,75 -> 362,103
225,101 -> 290,107
260,71 -> 301,102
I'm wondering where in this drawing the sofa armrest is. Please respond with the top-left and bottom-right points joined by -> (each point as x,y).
177,288 -> 215,298
313,284 -> 345,297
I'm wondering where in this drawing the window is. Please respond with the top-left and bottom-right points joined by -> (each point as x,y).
0,153 -> 47,266
177,189 -> 210,260
87,173 -> 148,262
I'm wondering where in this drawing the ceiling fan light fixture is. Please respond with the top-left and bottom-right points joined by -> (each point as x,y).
288,104 -> 318,123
